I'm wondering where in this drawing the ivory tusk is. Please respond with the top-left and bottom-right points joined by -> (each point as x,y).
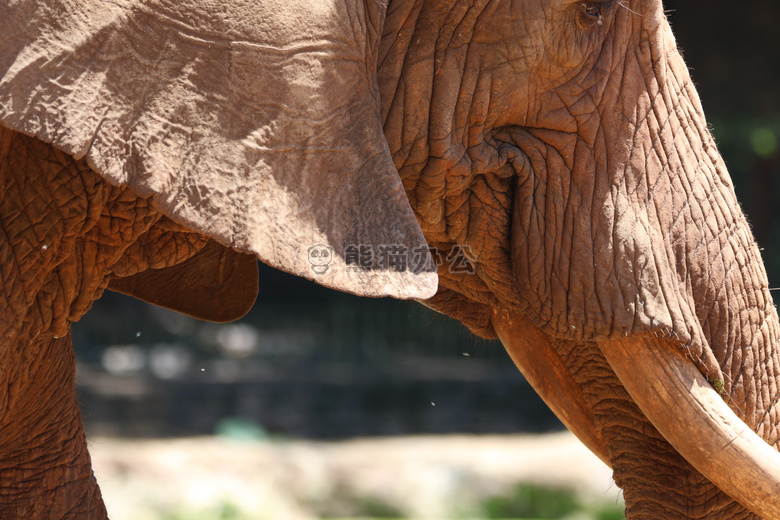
600,335 -> 780,519
492,309 -> 611,466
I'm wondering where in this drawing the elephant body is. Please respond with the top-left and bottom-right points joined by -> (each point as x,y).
2,1 -> 779,518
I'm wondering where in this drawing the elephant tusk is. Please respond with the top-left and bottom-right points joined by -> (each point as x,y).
492,309 -> 611,467
599,335 -> 780,519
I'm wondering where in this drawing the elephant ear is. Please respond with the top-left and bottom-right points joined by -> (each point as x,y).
0,0 -> 437,299
109,240 -> 259,323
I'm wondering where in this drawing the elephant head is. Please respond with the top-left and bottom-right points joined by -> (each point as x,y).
1,0 -> 779,518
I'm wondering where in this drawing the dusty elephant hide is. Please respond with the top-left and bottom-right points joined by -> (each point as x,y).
1,0 -> 780,519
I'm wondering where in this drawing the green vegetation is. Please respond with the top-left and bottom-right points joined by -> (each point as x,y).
480,483 -> 624,520
707,377 -> 726,395
483,483 -> 579,519
750,127 -> 778,158
148,483 -> 625,520
163,500 -> 246,520
306,483 -> 406,519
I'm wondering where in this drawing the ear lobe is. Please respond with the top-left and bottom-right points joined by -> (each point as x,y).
108,241 -> 259,323
0,0 -> 437,299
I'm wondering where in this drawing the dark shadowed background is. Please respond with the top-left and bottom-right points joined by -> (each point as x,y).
73,1 -> 780,440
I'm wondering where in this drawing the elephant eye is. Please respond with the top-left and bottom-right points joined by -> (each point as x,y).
581,2 -> 605,26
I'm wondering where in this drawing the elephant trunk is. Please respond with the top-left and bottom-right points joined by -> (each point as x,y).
492,312 -> 780,519
500,4 -> 780,517
600,334 -> 780,519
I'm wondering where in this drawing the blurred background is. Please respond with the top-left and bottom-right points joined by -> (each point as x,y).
74,2 -> 779,519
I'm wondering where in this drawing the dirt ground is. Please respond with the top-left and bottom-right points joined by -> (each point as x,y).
89,431 -> 622,519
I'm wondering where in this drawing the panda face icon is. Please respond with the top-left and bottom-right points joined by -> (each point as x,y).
307,244 -> 333,274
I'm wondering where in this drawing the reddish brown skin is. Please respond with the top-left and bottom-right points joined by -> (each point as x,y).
380,1 -> 779,518
1,1 -> 779,519
0,129 -> 210,518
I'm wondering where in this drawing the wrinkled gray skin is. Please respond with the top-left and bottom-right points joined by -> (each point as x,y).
1,0 -> 779,518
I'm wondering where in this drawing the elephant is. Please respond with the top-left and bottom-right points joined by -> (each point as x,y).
1,0 -> 779,518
